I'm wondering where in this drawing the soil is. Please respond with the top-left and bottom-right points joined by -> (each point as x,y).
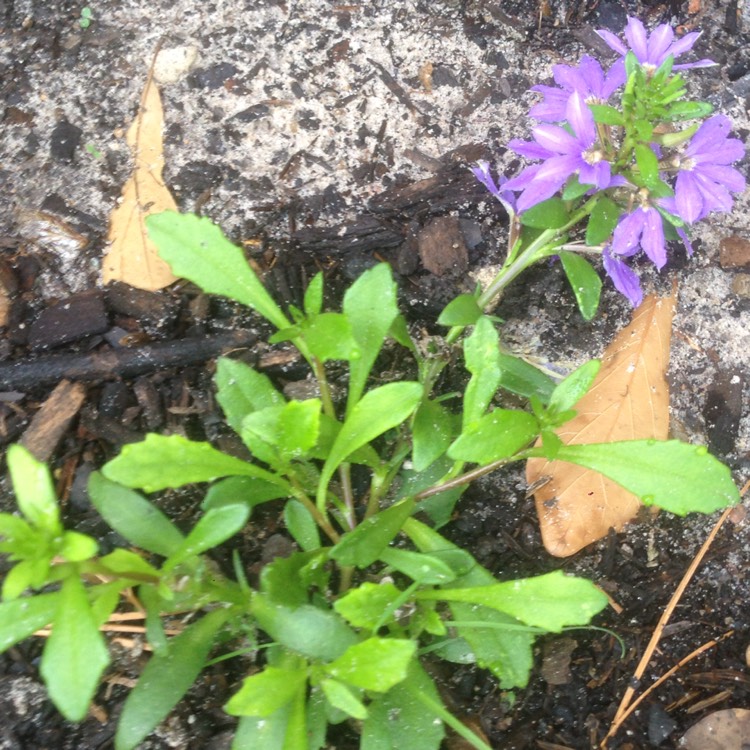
1,0 -> 750,748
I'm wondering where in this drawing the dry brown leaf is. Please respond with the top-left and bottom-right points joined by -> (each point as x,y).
102,70 -> 178,291
526,291 -> 676,556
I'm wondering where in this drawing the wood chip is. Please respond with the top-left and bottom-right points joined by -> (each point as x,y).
19,379 -> 86,461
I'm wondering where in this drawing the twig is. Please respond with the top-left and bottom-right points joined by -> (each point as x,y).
601,493 -> 744,747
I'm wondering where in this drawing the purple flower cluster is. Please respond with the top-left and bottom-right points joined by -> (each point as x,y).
475,17 -> 746,307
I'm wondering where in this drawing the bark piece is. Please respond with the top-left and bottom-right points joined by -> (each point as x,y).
105,281 -> 178,328
19,380 -> 86,461
703,370 -> 743,456
719,235 -> 750,269
0,330 -> 258,391
417,215 -> 469,276
28,291 -> 109,351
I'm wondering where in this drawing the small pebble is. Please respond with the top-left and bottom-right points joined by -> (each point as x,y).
153,45 -> 199,84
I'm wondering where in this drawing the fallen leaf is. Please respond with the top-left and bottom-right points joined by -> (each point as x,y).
526,292 -> 675,556
681,708 -> 750,750
102,68 -> 178,291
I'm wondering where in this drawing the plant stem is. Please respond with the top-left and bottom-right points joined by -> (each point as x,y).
289,478 -> 340,543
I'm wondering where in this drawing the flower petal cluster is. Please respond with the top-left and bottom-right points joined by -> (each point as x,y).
602,246 -> 643,307
596,17 -> 715,71
530,55 -> 626,122
674,115 -> 746,222
504,92 -> 613,212
470,160 -> 517,214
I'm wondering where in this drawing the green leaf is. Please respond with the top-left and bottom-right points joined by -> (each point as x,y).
317,382 -> 423,507
202,476 -> 288,511
554,440 -> 740,515
103,434 -> 286,493
59,530 -> 98,562
271,313 -> 359,362
243,399 -> 321,462
437,294 -> 482,326
284,500 -> 321,552
225,666 -> 308,717
321,679 -> 368,720
343,263 -> 400,413
115,608 -> 229,750
417,570 -> 608,631
252,596 -> 358,661
546,359 -> 601,417
463,316 -> 501,427
562,175 -> 593,201
330,499 -> 415,567
2,558 -> 52,599
327,637 -> 416,692
215,358 -> 285,434
0,592 -> 59,651
98,549 -> 160,579
165,504 -> 249,569
634,143 -> 660,188
333,582 -> 403,629
146,212 -> 290,330
497,353 -> 556,403
559,251 -> 602,321
663,100 -> 713,122
519,197 -> 569,229
379,547 -> 456,584
585,195 -> 621,246
588,104 -> 625,126
232,695 -> 308,750
412,399 -> 457,472
448,409 -> 538,464
403,519 -> 536,688
40,577 -> 110,722
304,272 -> 324,316
7,444 -> 62,535
362,662 -> 445,750
260,550 -> 329,607
88,472 -> 185,558
395,456 -> 465,528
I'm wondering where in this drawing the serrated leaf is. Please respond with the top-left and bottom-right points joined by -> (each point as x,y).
202,476 -> 288,511
102,433 -> 287,493
251,596 -> 358,662
589,104 -> 625,126
102,76 -> 178,291
448,410 -> 538,465
284,500 -> 321,552
559,251 -> 602,320
146,211 -> 290,330
317,383 -> 423,507
243,399 -> 321,462
165,504 -> 249,568
379,547 -> 456,584
437,294 -> 483,326
634,143 -> 660,188
412,399 -> 456,472
40,576 -> 110,722
585,195 -> 621,246
519,197 -> 569,229
215,357 -> 285,435
555,441 -> 738,516
333,582 -> 403,629
0,592 -> 59,652
329,499 -> 415,568
321,679 -> 368,720
327,637 -> 416,692
463,316 -> 501,427
361,662 -> 445,750
417,571 -> 608,631
527,292 -> 676,556
7,444 -> 61,535
225,666 -> 308,717
88,472 -> 185,557
115,608 -> 229,750
343,263 -> 400,413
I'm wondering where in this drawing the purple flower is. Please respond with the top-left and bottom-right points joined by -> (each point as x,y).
597,17 -> 715,71
530,55 -> 626,122
504,92 -> 613,212
470,160 -> 517,213
603,245 -> 643,307
611,205 -> 667,269
673,115 -> 746,223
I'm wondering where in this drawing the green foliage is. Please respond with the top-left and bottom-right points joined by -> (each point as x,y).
0,213 -> 738,750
